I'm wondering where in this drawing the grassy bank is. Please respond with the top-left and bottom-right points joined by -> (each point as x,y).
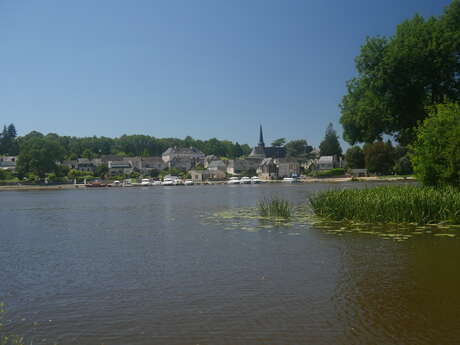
309,185 -> 460,225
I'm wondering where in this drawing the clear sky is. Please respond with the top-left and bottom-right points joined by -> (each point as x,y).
1,0 -> 448,148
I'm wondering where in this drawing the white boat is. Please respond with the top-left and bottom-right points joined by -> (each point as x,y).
184,179 -> 194,186
111,180 -> 122,187
123,179 -> 135,187
173,178 -> 184,186
251,176 -> 262,184
239,176 -> 251,184
162,178 -> 175,186
152,180 -> 162,186
282,177 -> 298,183
227,177 -> 240,184
141,178 -> 151,186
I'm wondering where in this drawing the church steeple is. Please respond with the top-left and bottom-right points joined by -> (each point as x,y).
258,124 -> 265,147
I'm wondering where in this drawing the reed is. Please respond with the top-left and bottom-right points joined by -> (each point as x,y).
309,185 -> 460,224
258,197 -> 292,219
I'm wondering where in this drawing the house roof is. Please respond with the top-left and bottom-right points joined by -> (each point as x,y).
162,146 -> 205,156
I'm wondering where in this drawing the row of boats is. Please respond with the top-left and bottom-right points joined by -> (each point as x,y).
87,176 -> 299,187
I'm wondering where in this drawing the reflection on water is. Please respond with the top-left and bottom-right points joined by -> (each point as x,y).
1,182 -> 459,345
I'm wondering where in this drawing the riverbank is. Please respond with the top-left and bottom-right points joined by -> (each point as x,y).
0,176 -> 416,191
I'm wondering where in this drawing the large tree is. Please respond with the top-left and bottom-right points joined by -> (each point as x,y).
363,141 -> 395,175
285,139 -> 313,158
344,146 -> 365,169
340,0 -> 460,145
16,134 -> 65,178
319,123 -> 342,157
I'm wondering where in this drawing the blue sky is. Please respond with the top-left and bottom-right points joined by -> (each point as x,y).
1,0 -> 447,148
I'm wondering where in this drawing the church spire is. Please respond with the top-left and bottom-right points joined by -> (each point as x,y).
258,124 -> 265,147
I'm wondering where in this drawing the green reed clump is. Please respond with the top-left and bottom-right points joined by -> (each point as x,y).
258,197 -> 292,219
309,185 -> 460,225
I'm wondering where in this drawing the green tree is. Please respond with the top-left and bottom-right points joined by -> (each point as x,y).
285,139 -> 312,158
319,123 -> 342,156
344,146 -> 365,169
95,164 -> 109,178
16,134 -> 65,178
411,102 -> 460,186
271,138 -> 286,147
340,1 -> 460,145
363,141 -> 395,175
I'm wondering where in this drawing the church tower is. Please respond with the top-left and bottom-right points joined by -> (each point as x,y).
249,124 -> 266,158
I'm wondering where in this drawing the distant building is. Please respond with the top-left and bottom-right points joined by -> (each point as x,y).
276,158 -> 300,178
162,146 -> 205,170
317,155 -> 341,170
248,125 -> 287,159
256,157 -> 300,180
227,158 -> 262,175
108,161 -> 133,176
0,156 -> 17,171
190,169 -> 209,183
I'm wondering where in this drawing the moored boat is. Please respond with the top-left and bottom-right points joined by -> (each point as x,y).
239,176 -> 251,184
227,177 -> 240,184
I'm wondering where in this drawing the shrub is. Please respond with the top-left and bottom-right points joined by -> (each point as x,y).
411,102 -> 460,186
312,168 -> 346,178
309,185 -> 460,224
258,197 -> 292,219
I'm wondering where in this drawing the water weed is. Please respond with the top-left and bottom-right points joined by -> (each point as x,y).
309,185 -> 460,225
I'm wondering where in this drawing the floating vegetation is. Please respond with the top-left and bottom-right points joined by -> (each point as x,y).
258,197 -> 292,219
206,207 -> 459,242
309,185 -> 460,225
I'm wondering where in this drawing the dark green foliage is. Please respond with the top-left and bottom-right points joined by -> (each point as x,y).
319,123 -> 342,156
271,138 -> 286,147
310,185 -> 460,224
340,0 -> 460,145
344,146 -> 365,169
285,139 -> 313,158
311,168 -> 346,178
363,141 -> 395,175
0,123 -> 19,155
411,102 -> 460,186
16,134 -> 65,178
258,197 -> 292,219
95,164 -> 109,178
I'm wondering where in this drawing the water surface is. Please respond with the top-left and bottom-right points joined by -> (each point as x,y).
1,183 -> 459,344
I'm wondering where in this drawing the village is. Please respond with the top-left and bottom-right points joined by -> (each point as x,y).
0,126 -> 354,187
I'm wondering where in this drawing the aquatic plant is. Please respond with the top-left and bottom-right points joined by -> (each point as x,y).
258,197 -> 292,219
309,185 -> 460,225
0,302 -> 25,345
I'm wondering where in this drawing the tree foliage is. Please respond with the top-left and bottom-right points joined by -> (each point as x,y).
319,123 -> 342,156
363,141 -> 395,175
285,139 -> 313,158
344,146 -> 365,169
16,133 -> 65,178
271,138 -> 286,147
411,102 -> 460,186
0,123 -> 18,155
340,0 -> 460,145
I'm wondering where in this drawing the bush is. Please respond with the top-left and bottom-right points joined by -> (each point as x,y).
411,102 -> 460,186
258,197 -> 292,219
312,168 -> 346,178
309,185 -> 460,224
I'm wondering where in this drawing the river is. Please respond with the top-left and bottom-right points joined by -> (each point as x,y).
1,182 -> 459,345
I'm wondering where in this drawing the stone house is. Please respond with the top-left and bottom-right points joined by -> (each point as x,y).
0,156 -> 17,170
190,169 -> 209,183
276,158 -> 300,178
257,158 -> 278,180
108,160 -> 133,176
227,158 -> 262,175
317,155 -> 341,170
162,147 -> 205,164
